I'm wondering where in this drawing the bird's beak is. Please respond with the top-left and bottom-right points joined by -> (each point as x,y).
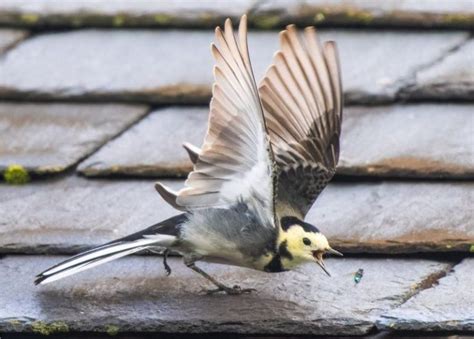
326,247 -> 343,257
313,251 -> 331,277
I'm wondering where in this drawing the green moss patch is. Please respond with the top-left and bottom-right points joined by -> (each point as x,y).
3,164 -> 30,184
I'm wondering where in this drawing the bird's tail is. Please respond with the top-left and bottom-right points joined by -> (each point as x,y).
35,214 -> 186,285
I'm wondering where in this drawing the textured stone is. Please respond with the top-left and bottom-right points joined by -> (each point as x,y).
1,0 -> 473,29
338,104 -> 474,178
0,176 -> 472,254
0,255 -> 452,335
252,0 -> 474,29
378,258 -> 474,332
79,107 -> 208,177
0,0 -> 258,28
0,28 -> 27,54
0,30 -> 467,104
0,103 -> 148,176
79,105 -> 474,179
402,39 -> 474,101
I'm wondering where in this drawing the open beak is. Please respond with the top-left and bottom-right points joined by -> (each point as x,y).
313,247 -> 343,277
313,251 -> 331,277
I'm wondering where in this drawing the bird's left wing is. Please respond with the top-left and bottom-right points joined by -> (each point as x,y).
259,25 -> 343,219
156,15 -> 275,226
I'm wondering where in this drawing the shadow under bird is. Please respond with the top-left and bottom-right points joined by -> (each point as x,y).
35,14 -> 343,295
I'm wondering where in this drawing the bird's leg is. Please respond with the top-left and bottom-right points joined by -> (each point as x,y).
148,247 -> 172,276
185,261 -> 255,295
163,249 -> 171,276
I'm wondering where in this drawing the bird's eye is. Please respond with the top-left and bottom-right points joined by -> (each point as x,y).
303,237 -> 311,246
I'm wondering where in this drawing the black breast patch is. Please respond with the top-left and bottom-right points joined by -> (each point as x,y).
264,240 -> 293,273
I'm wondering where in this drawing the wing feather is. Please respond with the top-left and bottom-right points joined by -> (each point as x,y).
156,15 -> 275,226
259,25 -> 343,218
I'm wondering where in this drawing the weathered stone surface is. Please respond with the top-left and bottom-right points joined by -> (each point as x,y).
0,176 -> 179,253
0,103 -> 148,176
378,258 -> 474,332
1,0 -> 473,29
79,105 -> 474,179
0,30 -> 467,104
401,39 -> 474,101
0,0 -> 258,28
79,107 -> 208,177
0,176 -> 472,254
0,28 -> 27,54
0,255 -> 452,335
338,104 -> 474,178
252,0 -> 474,29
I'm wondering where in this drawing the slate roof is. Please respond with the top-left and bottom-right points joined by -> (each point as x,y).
0,1 -> 473,338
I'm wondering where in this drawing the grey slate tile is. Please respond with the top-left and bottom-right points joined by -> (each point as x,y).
1,0 -> 473,29
0,255 -> 452,335
0,0 -> 258,28
401,39 -> 474,101
0,29 -> 467,104
79,105 -> 474,179
252,0 -> 474,29
0,28 -> 27,54
338,104 -> 474,178
79,107 -> 208,177
0,102 -> 148,176
0,176 -> 472,254
378,258 -> 474,332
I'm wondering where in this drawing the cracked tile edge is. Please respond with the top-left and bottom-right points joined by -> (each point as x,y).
396,34 -> 472,101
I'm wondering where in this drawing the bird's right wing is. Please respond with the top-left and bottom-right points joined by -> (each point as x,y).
156,16 -> 275,227
259,26 -> 343,219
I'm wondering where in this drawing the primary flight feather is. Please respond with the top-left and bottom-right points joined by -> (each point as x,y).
36,15 -> 343,294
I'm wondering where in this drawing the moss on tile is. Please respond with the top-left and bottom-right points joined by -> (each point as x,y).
20,13 -> 39,24
253,15 -> 280,29
105,324 -> 120,336
112,15 -> 125,26
31,321 -> 69,335
153,14 -> 172,25
3,164 -> 30,184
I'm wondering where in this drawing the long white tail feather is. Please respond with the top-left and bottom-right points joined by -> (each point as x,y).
36,235 -> 176,285
38,246 -> 147,285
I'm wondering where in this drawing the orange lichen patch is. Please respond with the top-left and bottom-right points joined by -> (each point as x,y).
339,156 -> 472,178
391,228 -> 472,243
330,229 -> 473,253
373,156 -> 469,175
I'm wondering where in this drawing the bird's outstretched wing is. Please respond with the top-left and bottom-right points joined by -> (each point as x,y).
259,25 -> 343,219
156,15 -> 275,226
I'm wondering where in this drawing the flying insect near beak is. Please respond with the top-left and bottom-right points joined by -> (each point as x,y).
314,247 -> 343,277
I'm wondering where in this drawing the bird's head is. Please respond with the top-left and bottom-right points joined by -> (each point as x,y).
278,216 -> 342,275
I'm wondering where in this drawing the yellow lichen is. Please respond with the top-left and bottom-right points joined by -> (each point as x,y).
254,15 -> 280,29
345,9 -> 373,24
113,15 -> 125,26
153,14 -> 172,25
4,164 -> 30,184
314,12 -> 326,23
443,14 -> 472,25
470,244 -> 474,253
105,324 -> 120,336
20,13 -> 39,24
31,321 -> 69,335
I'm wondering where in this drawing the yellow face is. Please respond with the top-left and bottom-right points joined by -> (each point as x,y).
278,223 -> 341,275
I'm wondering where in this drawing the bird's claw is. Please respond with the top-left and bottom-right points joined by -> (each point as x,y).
202,285 -> 256,295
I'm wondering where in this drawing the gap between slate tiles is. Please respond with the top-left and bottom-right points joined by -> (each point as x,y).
0,102 -> 152,179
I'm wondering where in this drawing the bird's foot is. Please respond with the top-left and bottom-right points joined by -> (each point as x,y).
203,285 -> 256,295
163,249 -> 171,276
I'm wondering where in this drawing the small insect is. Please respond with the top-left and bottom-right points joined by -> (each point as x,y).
354,268 -> 364,285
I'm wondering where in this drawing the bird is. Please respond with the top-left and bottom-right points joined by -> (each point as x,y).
35,14 -> 343,295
